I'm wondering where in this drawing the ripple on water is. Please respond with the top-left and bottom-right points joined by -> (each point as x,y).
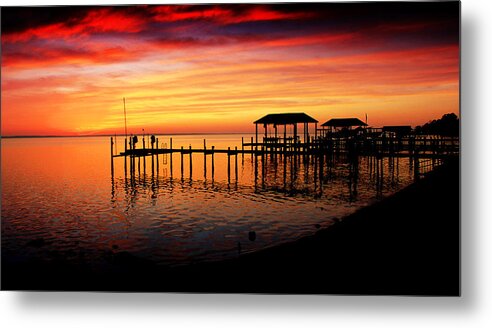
2,142 -> 414,267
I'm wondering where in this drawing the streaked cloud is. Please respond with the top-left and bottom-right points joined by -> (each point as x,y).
1,3 -> 459,136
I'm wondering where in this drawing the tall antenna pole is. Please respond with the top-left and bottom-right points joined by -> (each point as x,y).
123,97 -> 128,138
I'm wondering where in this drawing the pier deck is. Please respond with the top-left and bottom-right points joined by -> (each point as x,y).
111,136 -> 459,159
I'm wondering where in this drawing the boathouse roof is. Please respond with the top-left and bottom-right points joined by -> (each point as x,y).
321,118 -> 367,127
254,113 -> 318,125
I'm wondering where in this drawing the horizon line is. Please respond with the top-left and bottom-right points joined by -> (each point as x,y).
0,132 -> 257,139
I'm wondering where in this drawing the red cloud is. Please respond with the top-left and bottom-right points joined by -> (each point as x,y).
2,5 -> 315,44
151,5 -> 314,24
2,43 -> 138,68
2,8 -> 147,43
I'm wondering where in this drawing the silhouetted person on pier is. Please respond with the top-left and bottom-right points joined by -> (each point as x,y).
151,135 -> 156,147
133,135 -> 138,149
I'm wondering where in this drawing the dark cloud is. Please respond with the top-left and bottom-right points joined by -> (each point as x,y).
2,1 -> 459,34
1,2 -> 459,62
1,6 -> 91,34
1,2 -> 458,40
1,5 -> 151,35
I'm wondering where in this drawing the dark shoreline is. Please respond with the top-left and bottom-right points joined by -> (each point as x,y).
2,158 -> 459,295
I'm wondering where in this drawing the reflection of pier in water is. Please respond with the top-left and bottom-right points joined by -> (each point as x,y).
109,149 -> 424,264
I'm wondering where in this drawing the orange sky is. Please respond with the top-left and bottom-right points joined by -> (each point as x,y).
1,3 -> 459,136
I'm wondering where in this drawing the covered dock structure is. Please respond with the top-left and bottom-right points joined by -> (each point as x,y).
253,113 -> 318,146
319,118 -> 367,137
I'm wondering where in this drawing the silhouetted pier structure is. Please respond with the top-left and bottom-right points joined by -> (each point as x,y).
110,112 -> 459,183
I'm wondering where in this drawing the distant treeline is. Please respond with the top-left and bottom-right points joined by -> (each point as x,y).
414,113 -> 459,137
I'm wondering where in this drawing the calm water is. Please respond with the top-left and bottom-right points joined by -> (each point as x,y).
2,135 -> 415,268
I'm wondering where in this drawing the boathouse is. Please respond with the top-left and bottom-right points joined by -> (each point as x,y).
253,113 -> 318,145
319,118 -> 367,137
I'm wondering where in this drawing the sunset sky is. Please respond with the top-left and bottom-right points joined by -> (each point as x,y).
1,2 -> 459,136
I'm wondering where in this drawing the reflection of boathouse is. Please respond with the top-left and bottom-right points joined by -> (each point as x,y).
253,113 -> 318,145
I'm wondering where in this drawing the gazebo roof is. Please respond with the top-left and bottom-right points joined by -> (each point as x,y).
254,113 -> 318,125
321,118 -> 367,127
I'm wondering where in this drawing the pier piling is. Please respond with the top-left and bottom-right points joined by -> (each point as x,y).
227,147 -> 231,183
113,133 -> 457,188
189,145 -> 193,179
181,146 -> 184,180
235,146 -> 238,181
110,137 -> 114,176
204,139 -> 207,179
212,146 -> 215,180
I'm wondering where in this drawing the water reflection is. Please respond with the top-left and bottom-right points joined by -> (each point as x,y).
2,136 -> 422,268
106,152 -> 415,265
113,151 -> 412,207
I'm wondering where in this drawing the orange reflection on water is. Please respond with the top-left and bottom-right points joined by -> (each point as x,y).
2,135 -> 415,267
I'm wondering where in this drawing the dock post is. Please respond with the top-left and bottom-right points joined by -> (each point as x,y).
189,145 -> 193,179
203,139 -> 207,179
130,153 -> 134,177
235,146 -> 238,181
131,154 -> 134,177
138,156 -> 141,175
143,151 -> 146,176
211,146 -> 215,180
241,137 -> 244,159
124,154 -> 127,178
228,147 -> 231,183
110,137 -> 114,177
283,149 -> 287,189
170,138 -> 173,152
251,136 -> 254,153
181,146 -> 184,180
204,155 -> 207,180
156,137 -> 159,176
151,149 -> 154,176
170,149 -> 173,179
261,146 -> 265,182
261,146 -> 265,188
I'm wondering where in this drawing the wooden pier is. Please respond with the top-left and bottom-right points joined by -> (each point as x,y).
110,134 -> 459,186
112,135 -> 459,158
109,111 -> 459,188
